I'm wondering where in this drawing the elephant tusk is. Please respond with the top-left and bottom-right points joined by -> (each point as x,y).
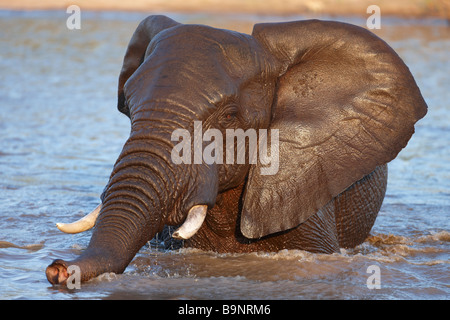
172,205 -> 208,240
56,204 -> 102,234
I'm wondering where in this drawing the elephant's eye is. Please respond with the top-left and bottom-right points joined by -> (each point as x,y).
220,104 -> 239,126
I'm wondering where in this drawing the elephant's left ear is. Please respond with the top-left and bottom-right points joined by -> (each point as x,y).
240,20 -> 428,239
117,15 -> 180,117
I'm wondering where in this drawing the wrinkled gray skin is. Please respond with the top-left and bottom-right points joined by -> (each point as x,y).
46,16 -> 427,285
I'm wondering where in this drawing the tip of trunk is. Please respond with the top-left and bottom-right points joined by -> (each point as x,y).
46,259 -> 69,285
46,247 -> 132,285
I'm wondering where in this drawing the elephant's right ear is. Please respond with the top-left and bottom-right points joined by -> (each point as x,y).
240,20 -> 427,239
117,15 -> 180,117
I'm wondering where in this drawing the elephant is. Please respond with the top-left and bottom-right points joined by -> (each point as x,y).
46,15 -> 427,285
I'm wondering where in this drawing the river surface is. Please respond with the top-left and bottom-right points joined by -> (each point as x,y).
0,10 -> 449,300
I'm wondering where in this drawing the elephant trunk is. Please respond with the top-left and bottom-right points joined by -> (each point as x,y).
46,130 -> 185,285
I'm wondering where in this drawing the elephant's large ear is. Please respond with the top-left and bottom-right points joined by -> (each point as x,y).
240,20 -> 427,239
117,15 -> 180,117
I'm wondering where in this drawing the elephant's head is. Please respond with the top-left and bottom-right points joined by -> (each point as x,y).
46,16 -> 427,284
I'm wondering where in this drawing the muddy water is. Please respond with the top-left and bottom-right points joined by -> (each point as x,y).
0,10 -> 448,300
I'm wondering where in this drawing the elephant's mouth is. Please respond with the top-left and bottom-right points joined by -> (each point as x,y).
56,203 -> 208,240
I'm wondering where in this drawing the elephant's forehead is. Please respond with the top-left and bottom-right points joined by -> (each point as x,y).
124,25 -> 266,112
125,50 -> 238,109
147,24 -> 261,73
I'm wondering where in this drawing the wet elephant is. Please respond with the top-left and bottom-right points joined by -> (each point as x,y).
46,16 -> 427,284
